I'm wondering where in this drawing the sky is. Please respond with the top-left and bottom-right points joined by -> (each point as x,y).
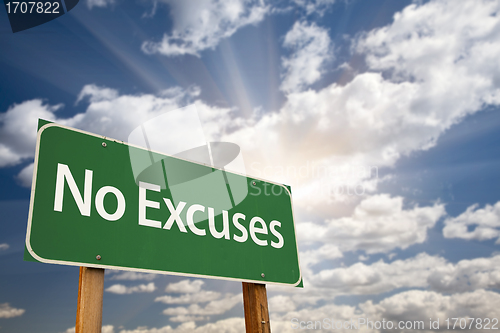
1,0 -> 500,332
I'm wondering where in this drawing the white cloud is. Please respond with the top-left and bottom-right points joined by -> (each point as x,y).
76,84 -> 119,103
289,253 -> 500,301
65,84 -> 206,142
360,289 -> 500,332
168,315 -> 209,323
427,255 -> 500,293
269,301 -> 364,333
268,295 -> 296,313
0,100 -> 61,167
299,243 -> 343,272
155,291 -> 221,304
105,282 -> 156,294
297,194 -> 445,254
162,293 -> 242,322
3,0 -> 499,205
4,1 -> 500,331
443,201 -> 500,242
63,325 -> 114,333
357,0 -> 500,105
293,0 -> 336,16
223,0 -> 500,211
141,0 -> 268,57
0,303 -> 25,318
86,0 -> 114,10
118,318 -> 245,333
0,84 -> 232,188
2,6 -> 500,322
309,253 -> 445,295
270,289 -> 500,333
107,271 -> 158,281
165,279 -> 205,294
0,243 -> 9,250
15,163 -> 34,188
7,0 -> 500,207
280,21 -> 332,93
267,252 -> 500,310
157,280 -> 239,322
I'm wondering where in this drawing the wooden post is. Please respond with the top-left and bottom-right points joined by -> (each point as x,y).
75,267 -> 105,333
242,282 -> 271,333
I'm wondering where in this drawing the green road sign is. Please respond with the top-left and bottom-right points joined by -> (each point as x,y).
25,121 -> 302,287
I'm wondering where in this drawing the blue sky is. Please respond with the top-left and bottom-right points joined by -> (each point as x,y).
1,0 -> 500,332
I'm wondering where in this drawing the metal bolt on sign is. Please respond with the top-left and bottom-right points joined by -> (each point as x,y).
26,120 -> 303,333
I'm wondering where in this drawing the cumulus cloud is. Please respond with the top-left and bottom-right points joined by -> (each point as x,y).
63,325 -> 114,333
299,243 -> 343,271
293,0 -> 336,16
0,303 -> 25,318
280,21 -> 332,93
222,0 -> 500,210
118,318 -> 245,333
268,295 -> 296,313
2,0 -> 499,205
162,293 -> 242,322
105,282 -> 156,294
427,255 -> 500,293
6,0 -> 500,205
165,279 -> 205,293
267,252 -> 500,310
297,194 -> 445,254
155,291 -> 221,304
141,0 -> 268,57
309,253 -> 445,295
156,280 -> 239,322
270,289 -> 500,333
0,100 -> 61,167
360,289 -> 500,332
0,84 -> 231,187
65,84 -> 213,142
76,84 -> 119,103
0,243 -> 9,250
4,1 -> 500,331
357,0 -> 500,100
107,271 -> 158,281
283,253 -> 500,303
354,0 -> 500,135
269,302 -> 361,333
15,163 -> 34,188
1,3 -> 499,315
443,201 -> 500,242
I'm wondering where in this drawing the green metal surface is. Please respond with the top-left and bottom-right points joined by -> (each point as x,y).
25,121 -> 302,286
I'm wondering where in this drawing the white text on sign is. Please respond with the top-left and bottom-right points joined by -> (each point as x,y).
53,163 -> 284,249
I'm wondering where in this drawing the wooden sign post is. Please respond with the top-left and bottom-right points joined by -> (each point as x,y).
242,282 -> 271,333
26,122 -> 301,333
75,267 -> 105,333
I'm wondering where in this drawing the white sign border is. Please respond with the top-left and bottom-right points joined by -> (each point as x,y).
26,121 -> 303,287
